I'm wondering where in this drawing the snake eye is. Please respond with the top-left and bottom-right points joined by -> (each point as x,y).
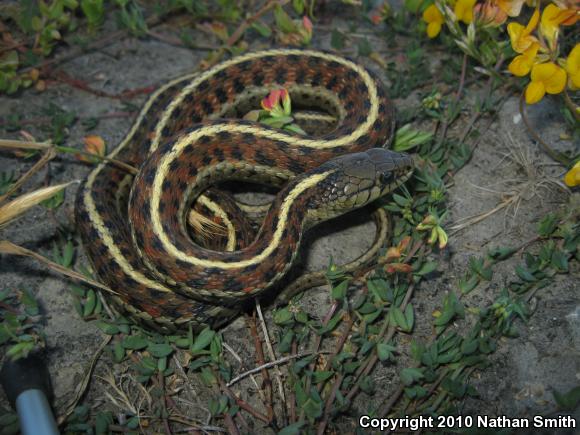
379,172 -> 393,184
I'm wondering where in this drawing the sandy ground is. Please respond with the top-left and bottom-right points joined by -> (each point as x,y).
0,14 -> 578,435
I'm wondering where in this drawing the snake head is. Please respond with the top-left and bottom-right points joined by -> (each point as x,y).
306,148 -> 414,223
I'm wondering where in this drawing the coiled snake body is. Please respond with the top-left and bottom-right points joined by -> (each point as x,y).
75,49 -> 413,332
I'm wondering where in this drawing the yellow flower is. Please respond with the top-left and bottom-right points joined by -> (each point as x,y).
455,0 -> 477,24
507,8 -> 539,53
423,4 -> 445,38
496,0 -> 526,17
475,1 -> 508,26
525,62 -> 567,104
540,4 -> 578,49
508,43 -> 539,76
565,43 -> 580,89
564,161 -> 580,187
551,0 -> 580,9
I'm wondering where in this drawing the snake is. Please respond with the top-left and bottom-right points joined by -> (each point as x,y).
75,49 -> 414,333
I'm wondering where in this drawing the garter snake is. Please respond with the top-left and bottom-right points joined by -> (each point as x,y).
75,49 -> 414,333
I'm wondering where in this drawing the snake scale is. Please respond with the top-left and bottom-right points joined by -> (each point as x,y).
75,49 -> 414,333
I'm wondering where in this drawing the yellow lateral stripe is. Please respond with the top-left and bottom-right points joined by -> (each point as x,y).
151,169 -> 333,268
82,75 -> 199,292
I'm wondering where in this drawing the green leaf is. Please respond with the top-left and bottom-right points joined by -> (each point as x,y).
274,307 -> 294,325
390,306 -> 409,331
20,289 -> 39,316
189,356 -> 212,371
394,125 -> 433,152
377,342 -> 396,362
404,0 -> 422,13
113,341 -> 125,362
538,213 -> 558,236
295,310 -> 308,323
553,386 -> 580,411
293,356 -> 314,372
292,0 -> 304,14
316,312 -> 342,335
0,413 -> 18,433
277,329 -> 294,354
416,261 -> 438,276
302,395 -> 323,420
199,366 -> 217,386
358,302 -> 378,315
294,381 -> 307,407
251,21 -> 272,37
363,308 -> 384,324
515,265 -> 537,282
359,375 -> 374,394
400,367 -> 424,386
126,416 -> 140,429
191,327 -> 215,352
410,340 -> 425,361
368,278 -> 390,302
312,371 -> 333,383
330,29 -> 345,50
404,304 -> 414,331
41,189 -> 65,209
95,411 -> 113,435
62,239 -> 75,268
7,341 -> 35,360
0,51 -> 19,71
93,320 -> 119,335
278,421 -> 306,435
331,280 -> 349,301
461,339 -> 478,355
148,343 -> 173,358
433,292 -> 461,327
274,4 -> 296,33
357,38 -> 372,57
83,289 -> 97,317
121,335 -> 148,350
392,193 -> 410,207
488,246 -> 517,261
437,348 -> 460,364
81,0 -> 105,28
459,274 -> 479,294
551,250 -> 568,272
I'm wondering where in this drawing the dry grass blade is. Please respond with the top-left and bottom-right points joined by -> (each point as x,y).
449,132 -> 568,234
57,335 -> 112,425
188,209 -> 229,239
0,138 -> 52,150
0,182 -> 75,227
0,148 -> 57,204
0,138 -> 138,174
255,299 -> 286,403
0,240 -> 116,294
223,343 -> 265,403
226,351 -> 316,387
97,371 -> 141,415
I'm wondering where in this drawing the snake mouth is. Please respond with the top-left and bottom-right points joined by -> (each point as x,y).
383,155 -> 414,191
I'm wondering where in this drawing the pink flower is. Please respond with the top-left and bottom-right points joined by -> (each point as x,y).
261,88 -> 291,116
